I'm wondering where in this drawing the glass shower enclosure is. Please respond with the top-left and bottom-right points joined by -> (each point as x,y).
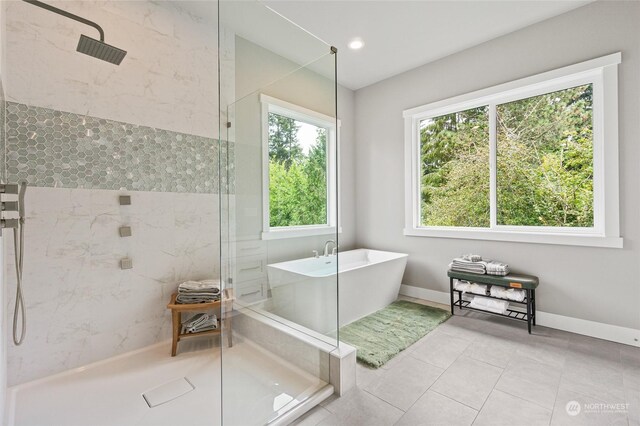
219,1 -> 340,424
0,0 -> 338,424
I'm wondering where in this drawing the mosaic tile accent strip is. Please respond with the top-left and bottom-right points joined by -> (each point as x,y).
5,102 -> 234,193
1,83 -> 5,183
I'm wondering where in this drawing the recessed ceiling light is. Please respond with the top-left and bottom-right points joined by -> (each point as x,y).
348,38 -> 364,50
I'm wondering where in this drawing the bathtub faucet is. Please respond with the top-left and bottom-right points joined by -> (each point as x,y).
323,240 -> 337,257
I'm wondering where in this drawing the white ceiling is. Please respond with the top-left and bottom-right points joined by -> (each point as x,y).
178,0 -> 592,90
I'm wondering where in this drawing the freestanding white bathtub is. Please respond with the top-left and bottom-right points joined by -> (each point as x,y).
266,249 -> 408,334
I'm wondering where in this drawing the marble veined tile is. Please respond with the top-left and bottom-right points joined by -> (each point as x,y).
5,187 -> 221,386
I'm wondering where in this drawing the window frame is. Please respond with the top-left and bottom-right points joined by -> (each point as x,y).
260,94 -> 340,240
403,53 -> 622,248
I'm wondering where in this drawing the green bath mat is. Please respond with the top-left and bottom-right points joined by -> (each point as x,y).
339,300 -> 451,368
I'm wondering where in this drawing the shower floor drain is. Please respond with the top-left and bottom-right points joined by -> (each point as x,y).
142,377 -> 195,408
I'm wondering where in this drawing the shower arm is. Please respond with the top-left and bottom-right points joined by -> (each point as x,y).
22,0 -> 105,42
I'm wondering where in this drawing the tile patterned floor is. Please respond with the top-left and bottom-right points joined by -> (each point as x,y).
292,296 -> 640,426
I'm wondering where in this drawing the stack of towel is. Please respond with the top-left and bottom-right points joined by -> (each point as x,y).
449,254 -> 510,276
485,260 -> 510,276
450,256 -> 487,274
176,279 -> 221,304
469,296 -> 509,314
181,313 -> 218,334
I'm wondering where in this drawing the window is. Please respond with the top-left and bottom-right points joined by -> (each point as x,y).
261,95 -> 338,239
420,106 -> 490,227
404,53 -> 622,248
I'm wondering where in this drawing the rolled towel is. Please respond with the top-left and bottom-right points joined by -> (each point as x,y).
490,286 -> 525,302
489,286 -> 509,299
469,296 -> 509,314
469,283 -> 488,295
453,280 -> 472,292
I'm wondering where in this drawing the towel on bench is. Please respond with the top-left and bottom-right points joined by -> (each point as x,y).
490,286 -> 525,302
469,296 -> 509,314
485,260 -> 510,276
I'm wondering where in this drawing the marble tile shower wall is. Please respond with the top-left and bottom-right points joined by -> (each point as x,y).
5,187 -> 221,385
2,103 -> 234,385
5,102 -> 234,194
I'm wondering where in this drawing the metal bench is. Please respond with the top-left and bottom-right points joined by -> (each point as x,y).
447,270 -> 539,333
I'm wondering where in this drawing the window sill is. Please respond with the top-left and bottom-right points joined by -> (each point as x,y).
262,226 -> 342,240
403,228 -> 623,248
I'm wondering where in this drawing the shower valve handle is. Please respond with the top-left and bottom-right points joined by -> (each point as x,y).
1,218 -> 20,230
1,184 -> 19,194
2,201 -> 19,212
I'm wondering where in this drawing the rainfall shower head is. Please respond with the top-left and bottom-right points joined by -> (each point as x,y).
23,0 -> 127,65
77,35 -> 127,65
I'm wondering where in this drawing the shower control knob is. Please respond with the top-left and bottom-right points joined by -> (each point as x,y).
2,201 -> 19,212
1,218 -> 20,229
0,184 -> 19,194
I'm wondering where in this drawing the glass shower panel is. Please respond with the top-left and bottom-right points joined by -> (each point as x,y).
219,1 -> 339,424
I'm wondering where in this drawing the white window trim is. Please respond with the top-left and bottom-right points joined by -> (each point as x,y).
403,53 -> 622,248
260,94 -> 341,240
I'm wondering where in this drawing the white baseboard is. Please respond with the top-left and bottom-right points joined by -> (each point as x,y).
400,284 -> 640,347
400,284 -> 451,305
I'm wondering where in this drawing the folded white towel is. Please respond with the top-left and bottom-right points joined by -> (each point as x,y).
490,286 -> 525,302
469,296 -> 509,314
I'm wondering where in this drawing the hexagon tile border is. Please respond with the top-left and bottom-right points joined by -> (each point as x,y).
4,102 -> 234,194
1,85 -> 5,183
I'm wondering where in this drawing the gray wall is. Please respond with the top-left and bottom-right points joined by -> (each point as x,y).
354,1 -> 640,330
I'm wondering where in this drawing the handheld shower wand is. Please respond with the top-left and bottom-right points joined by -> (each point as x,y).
13,182 -> 27,345
18,182 -> 26,221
